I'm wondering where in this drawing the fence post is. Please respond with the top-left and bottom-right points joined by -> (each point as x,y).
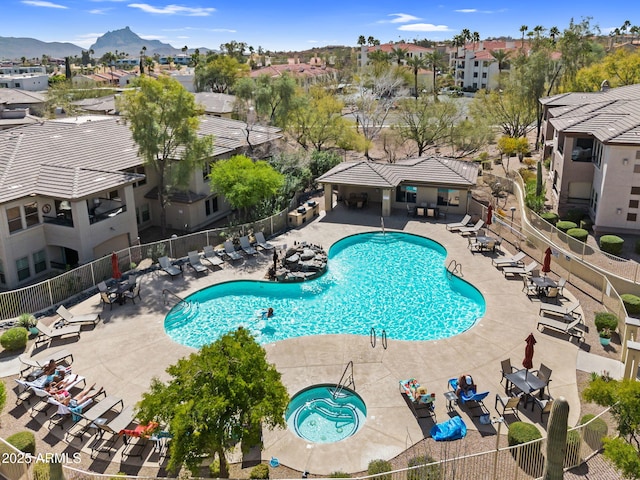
47,280 -> 54,309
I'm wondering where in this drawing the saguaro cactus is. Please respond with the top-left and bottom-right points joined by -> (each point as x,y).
543,396 -> 569,480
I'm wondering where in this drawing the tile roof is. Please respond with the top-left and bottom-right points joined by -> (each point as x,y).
0,89 -> 46,105
194,92 -> 235,114
316,157 -> 478,188
249,63 -> 337,79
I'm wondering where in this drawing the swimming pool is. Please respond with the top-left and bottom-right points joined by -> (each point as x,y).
165,232 -> 485,347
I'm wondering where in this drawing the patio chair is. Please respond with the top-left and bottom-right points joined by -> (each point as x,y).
533,396 -> 554,420
499,358 -> 517,387
522,276 -> 537,297
557,278 -> 567,296
56,305 -> 101,327
539,301 -> 581,320
407,204 -> 416,217
158,256 -> 183,279
35,321 -> 81,347
187,251 -> 209,276
502,261 -> 538,278
97,281 -> 108,293
239,236 -> 258,256
495,393 -> 522,420
459,220 -> 485,236
223,241 -> 243,263
544,287 -> 559,303
123,283 -> 142,304
446,214 -> 471,231
492,251 -> 526,268
18,348 -> 73,380
100,291 -> 117,311
467,236 -> 481,252
537,316 -> 584,343
254,232 -> 275,251
202,245 -> 224,268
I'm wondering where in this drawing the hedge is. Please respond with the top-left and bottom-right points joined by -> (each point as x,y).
599,235 -> 624,255
594,312 -> 619,332
249,464 -> 269,479
556,221 -> 577,233
0,327 -> 28,351
580,218 -> 593,231
368,459 -> 393,480
328,473 -> 352,478
508,422 -> 542,446
621,294 -> 640,315
580,414 -> 608,450
565,209 -> 587,223
567,228 -> 589,242
6,431 -> 36,455
541,212 -> 559,225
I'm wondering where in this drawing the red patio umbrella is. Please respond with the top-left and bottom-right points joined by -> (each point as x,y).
523,333 -> 537,378
486,204 -> 493,226
542,247 -> 552,274
111,251 -> 122,280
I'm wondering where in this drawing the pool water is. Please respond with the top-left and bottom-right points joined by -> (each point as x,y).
286,385 -> 367,443
165,232 -> 485,347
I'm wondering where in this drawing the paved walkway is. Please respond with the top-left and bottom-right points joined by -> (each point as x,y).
0,206 -> 617,475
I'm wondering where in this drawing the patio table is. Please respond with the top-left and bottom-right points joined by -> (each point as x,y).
504,369 -> 548,408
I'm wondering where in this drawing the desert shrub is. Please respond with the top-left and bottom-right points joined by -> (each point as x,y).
508,422 -> 542,446
6,431 -> 36,455
556,221 -> 577,233
407,455 -> 441,480
594,312 -> 619,332
621,294 -> 640,315
249,464 -> 269,479
565,429 -> 582,467
580,218 -> 593,231
17,313 -> 36,329
599,235 -> 624,255
368,459 -> 393,480
0,327 -> 28,351
580,414 -> 608,450
567,228 -> 589,242
32,462 -> 49,480
328,472 -> 351,478
565,208 -> 587,223
541,212 -> 559,225
0,382 -> 6,413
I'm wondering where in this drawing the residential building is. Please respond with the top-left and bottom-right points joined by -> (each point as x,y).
358,42 -> 435,69
0,115 -> 281,289
0,72 -> 49,91
448,40 -> 521,91
0,89 -> 45,130
540,83 -> 640,234
249,61 -> 338,89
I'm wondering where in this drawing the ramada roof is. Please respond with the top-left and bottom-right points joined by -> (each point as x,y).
316,157 -> 478,188
0,115 -> 281,204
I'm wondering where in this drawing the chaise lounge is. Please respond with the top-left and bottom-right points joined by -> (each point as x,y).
502,261 -> 538,278
158,256 -> 183,279
537,316 -> 585,342
459,220 -> 485,236
539,301 -> 581,320
254,231 -> 275,251
202,245 -> 224,268
492,251 -> 526,268
56,305 -> 101,327
35,321 -> 81,347
187,251 -> 209,276
446,214 -> 472,231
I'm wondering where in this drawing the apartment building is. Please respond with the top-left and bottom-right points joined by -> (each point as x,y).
448,40 -> 521,91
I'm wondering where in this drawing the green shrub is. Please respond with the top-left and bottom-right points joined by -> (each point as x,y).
249,464 -> 270,479
565,209 -> 587,223
580,219 -> 593,231
599,235 -> 624,255
508,422 -> 542,446
407,455 -> 440,480
328,472 -> 352,478
0,327 -> 28,351
0,381 -> 6,414
208,458 -> 220,478
580,414 -> 608,450
368,459 -> 393,480
6,431 -> 36,455
540,212 -> 559,225
32,462 -> 49,480
519,168 -> 536,183
621,294 -> 640,315
556,221 -> 578,233
17,313 -> 36,329
594,312 -> 619,332
567,228 -> 589,242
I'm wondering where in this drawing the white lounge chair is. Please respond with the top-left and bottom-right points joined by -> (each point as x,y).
239,236 -> 257,256
459,219 -> 484,236
446,214 -> 472,231
56,305 -> 101,327
203,245 -> 224,268
187,251 -> 209,276
254,232 -> 275,251
224,241 -> 243,262
537,316 -> 584,341
539,301 -> 581,320
492,251 -> 527,268
502,261 -> 538,278
158,256 -> 182,278
35,321 -> 81,347
18,348 -> 73,380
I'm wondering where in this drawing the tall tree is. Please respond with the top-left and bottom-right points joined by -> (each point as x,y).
405,55 -> 427,98
194,55 -> 249,93
235,73 -> 297,128
424,51 -> 446,97
558,17 -> 604,91
520,25 -> 529,49
357,35 -> 366,46
137,327 -> 289,477
391,46 -> 408,66
120,76 -> 214,234
489,49 -> 511,86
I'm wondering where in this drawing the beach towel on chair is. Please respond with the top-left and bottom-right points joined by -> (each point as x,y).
430,416 -> 467,441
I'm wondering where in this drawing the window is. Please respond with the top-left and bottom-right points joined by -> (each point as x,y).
108,190 -> 119,200
590,189 -> 598,212
132,166 -> 146,187
7,206 -> 22,233
634,165 -> 640,174
205,196 -> 219,216
395,185 -> 417,203
572,137 -> 594,162
474,61 -> 478,67
482,72 -> 487,78
628,213 -> 637,222
592,141 -> 603,168
16,256 -> 30,281
630,199 -> 639,208
632,187 -> 640,195
473,72 -> 478,77
203,163 -> 211,181
33,250 -> 46,274
636,150 -> 640,160
437,188 -> 460,207
24,202 -> 38,227
136,203 -> 150,224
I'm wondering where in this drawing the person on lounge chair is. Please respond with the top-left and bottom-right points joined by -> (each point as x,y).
456,374 -> 476,397
57,383 -> 104,407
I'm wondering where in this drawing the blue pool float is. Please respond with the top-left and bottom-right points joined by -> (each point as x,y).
430,416 -> 467,441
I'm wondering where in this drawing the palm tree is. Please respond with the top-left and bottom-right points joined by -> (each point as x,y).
520,25 -> 528,49
424,51 -> 445,97
357,35 -> 366,46
489,49 -> 511,89
621,20 -> 631,43
20,56 -> 26,66
391,46 -> 408,65
533,25 -> 545,39
367,36 -> 376,46
405,55 -> 427,98
549,26 -> 560,44
631,25 -> 640,45
182,45 -> 188,54
472,31 -> 480,50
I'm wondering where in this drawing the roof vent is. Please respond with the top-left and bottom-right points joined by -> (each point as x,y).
600,79 -> 610,92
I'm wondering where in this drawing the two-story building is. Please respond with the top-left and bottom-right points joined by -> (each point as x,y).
540,83 -> 640,234
0,115 -> 281,289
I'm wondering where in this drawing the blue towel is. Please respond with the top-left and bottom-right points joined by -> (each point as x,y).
430,416 -> 467,441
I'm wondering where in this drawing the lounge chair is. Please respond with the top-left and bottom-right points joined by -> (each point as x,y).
35,321 -> 81,347
92,405 -> 136,457
28,374 -> 86,416
446,214 -> 472,231
239,236 -> 258,256
399,378 -> 436,420
537,316 -> 584,342
539,301 -> 581,320
203,245 -> 224,268
223,241 -> 243,262
459,220 -> 484,236
254,232 -> 275,251
18,348 -> 73,380
159,256 -> 183,278
56,305 -> 101,327
187,251 -> 209,276
492,251 -> 526,268
502,261 -> 538,278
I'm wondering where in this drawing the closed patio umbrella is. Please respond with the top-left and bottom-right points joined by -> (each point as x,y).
542,247 -> 552,275
523,333 -> 536,378
486,204 -> 493,226
111,251 -> 122,280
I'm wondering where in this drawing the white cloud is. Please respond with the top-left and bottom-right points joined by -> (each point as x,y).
88,8 -> 109,14
455,9 -> 477,13
388,13 -> 421,24
177,35 -> 189,39
128,3 -> 216,16
398,23 -> 450,32
22,1 -> 68,8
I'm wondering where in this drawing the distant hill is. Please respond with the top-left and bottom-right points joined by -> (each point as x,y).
0,37 -> 82,61
90,26 -> 181,57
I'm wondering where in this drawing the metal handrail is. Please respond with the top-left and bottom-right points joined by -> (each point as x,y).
332,360 -> 354,398
162,289 -> 188,307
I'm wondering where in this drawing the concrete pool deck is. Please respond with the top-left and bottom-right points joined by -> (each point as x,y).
8,207 -> 591,474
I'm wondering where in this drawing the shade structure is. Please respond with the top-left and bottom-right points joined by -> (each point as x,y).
486,205 -> 493,226
542,247 -> 552,274
111,251 -> 122,280
523,333 -> 537,370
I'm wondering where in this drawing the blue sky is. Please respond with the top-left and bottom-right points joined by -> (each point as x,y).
4,0 -> 640,52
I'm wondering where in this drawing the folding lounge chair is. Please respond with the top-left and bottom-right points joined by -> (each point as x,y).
158,256 -> 183,278
18,348 -> 73,380
202,245 -> 224,268
35,321 -> 81,347
537,316 -> 584,342
399,378 -> 436,421
254,231 -> 275,251
502,261 -> 538,278
66,395 -> 123,440
91,405 -> 136,457
446,214 -> 472,231
539,301 -> 581,320
187,251 -> 209,276
492,251 -> 527,268
239,236 -> 258,256
224,241 -> 243,262
28,374 -> 86,417
56,305 -> 101,327
459,220 -> 484,236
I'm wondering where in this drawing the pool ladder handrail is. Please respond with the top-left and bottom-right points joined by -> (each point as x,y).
332,360 -> 354,399
381,217 -> 385,236
162,288 -> 189,307
370,327 -> 388,349
447,260 -> 463,279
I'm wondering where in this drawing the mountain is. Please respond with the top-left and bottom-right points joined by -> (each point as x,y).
0,37 -> 82,60
89,27 -> 181,57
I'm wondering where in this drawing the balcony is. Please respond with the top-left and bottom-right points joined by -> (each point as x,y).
43,213 -> 74,227
89,200 -> 127,224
